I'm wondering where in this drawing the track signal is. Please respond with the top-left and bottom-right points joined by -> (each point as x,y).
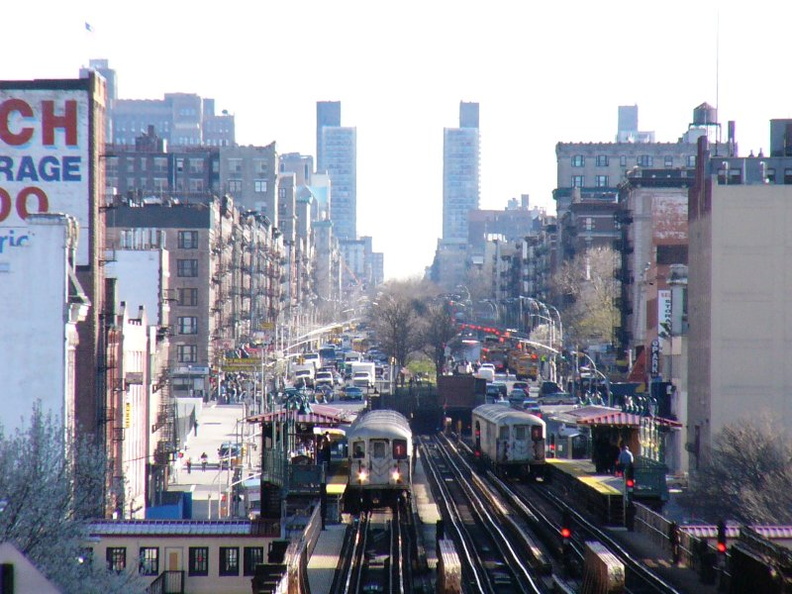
717,520 -> 727,554
560,510 -> 572,560
624,464 -> 635,500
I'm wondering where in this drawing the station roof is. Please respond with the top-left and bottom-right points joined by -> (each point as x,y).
247,409 -> 347,427
576,410 -> 682,428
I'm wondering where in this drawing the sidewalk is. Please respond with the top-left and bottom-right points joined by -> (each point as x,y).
170,402 -> 251,519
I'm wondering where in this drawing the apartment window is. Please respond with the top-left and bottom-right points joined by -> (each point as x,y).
595,175 -> 609,187
686,155 -> 697,167
154,177 -> 168,192
664,156 -> 674,168
767,168 -> 776,183
139,548 -> 159,576
243,547 -> 265,576
178,288 -> 198,306
620,155 -> 627,166
189,179 -> 205,193
219,547 -> 239,576
228,159 -> 243,173
571,155 -> 585,167
785,168 -> 792,184
139,157 -> 148,172
254,179 -> 267,193
254,159 -> 268,175
178,316 -> 198,335
177,259 -> 198,277
178,231 -> 199,249
177,344 -> 198,363
595,155 -> 609,167
189,160 -> 204,174
176,158 -> 185,172
571,175 -> 584,187
154,157 -> 168,173
637,155 -> 653,167
106,547 -> 127,572
189,547 -> 209,576
228,179 -> 243,193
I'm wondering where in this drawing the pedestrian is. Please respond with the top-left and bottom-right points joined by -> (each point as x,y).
617,441 -> 634,475
186,457 -> 192,474
194,421 -> 199,436
201,452 -> 208,472
669,521 -> 680,565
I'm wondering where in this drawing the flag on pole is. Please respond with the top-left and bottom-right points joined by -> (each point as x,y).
85,22 -> 93,32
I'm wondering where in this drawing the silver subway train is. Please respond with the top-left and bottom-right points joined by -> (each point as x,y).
472,403 -> 546,480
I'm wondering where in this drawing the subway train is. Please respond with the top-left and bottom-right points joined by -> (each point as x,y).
472,403 -> 546,480
346,409 -> 413,509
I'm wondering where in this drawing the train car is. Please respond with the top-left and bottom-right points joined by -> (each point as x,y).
472,403 -> 546,480
346,409 -> 413,509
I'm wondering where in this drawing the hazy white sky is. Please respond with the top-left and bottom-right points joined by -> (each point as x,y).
5,1 -> 792,280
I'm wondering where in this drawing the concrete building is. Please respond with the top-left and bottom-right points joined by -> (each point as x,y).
0,75 -> 109,447
316,101 -> 356,240
0,543 -> 60,593
687,135 -> 792,470
219,143 -> 279,226
442,101 -> 480,243
110,90 -> 234,147
0,214 -> 89,433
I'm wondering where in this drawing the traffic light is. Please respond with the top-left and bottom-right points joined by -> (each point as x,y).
716,520 -> 727,554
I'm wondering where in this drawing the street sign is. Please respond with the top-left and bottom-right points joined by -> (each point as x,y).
650,339 -> 660,377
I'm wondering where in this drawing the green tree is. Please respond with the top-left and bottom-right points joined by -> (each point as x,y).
680,414 -> 792,525
0,404 -> 143,593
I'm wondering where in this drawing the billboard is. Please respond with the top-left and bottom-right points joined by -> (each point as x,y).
0,88 -> 91,264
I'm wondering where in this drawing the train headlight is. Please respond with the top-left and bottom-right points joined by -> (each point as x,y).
357,470 -> 368,483
391,469 -> 401,482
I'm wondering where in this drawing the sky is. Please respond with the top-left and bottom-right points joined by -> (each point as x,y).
5,1 -> 792,281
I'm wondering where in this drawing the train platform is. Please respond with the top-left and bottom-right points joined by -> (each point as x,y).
413,444 -> 441,571
307,522 -> 349,594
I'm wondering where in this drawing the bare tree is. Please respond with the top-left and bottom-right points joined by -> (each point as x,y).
680,414 -> 792,525
0,404 -> 143,593
552,246 -> 619,345
420,300 -> 458,382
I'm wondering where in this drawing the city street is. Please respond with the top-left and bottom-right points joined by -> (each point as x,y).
170,402 -> 252,520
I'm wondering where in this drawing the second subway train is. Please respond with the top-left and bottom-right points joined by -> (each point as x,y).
346,409 -> 413,509
472,403 -> 547,480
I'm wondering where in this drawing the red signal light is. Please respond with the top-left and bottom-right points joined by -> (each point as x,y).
626,478 -> 635,489
717,542 -> 727,554
560,527 -> 571,539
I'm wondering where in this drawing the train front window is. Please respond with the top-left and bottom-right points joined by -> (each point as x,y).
530,425 -> 544,441
514,425 -> 527,440
393,439 -> 407,459
353,441 -> 365,458
372,441 -> 387,459
499,426 -> 509,440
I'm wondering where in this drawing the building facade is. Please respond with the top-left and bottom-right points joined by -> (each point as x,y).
442,101 -> 480,243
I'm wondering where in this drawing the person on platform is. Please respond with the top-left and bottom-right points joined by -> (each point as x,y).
616,441 -> 634,475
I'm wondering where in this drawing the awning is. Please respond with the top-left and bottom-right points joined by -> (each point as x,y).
627,348 -> 647,383
577,411 -> 682,429
246,410 -> 346,427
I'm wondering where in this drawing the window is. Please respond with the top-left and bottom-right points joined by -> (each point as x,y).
571,155 -> 585,167
530,425 -> 543,441
189,547 -> 209,576
664,156 -> 674,168
785,168 -> 792,184
228,179 -> 243,193
514,426 -> 527,440
686,155 -> 697,167
499,425 -> 509,439
189,179 -> 205,193
219,547 -> 239,576
595,175 -> 609,187
637,155 -> 653,167
176,158 -> 184,172
571,175 -> 584,187
372,441 -> 386,459
243,547 -> 264,576
178,316 -> 198,335
139,547 -> 159,576
106,547 -> 127,572
177,344 -> 198,363
353,441 -> 365,458
656,245 -> 688,266
767,168 -> 776,183
595,155 -> 609,167
178,231 -> 199,249
178,288 -> 198,306
228,159 -> 243,173
254,159 -> 268,175
254,179 -> 267,193
177,259 -> 198,277
189,160 -> 204,174
620,155 -> 627,166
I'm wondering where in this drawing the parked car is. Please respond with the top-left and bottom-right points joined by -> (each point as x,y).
512,381 -> 530,392
509,388 -> 528,399
341,386 -> 364,401
218,442 -> 241,468
521,398 -> 543,417
538,380 -> 577,405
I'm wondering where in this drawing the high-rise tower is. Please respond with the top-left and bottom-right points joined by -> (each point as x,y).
442,101 -> 480,242
316,101 -> 356,240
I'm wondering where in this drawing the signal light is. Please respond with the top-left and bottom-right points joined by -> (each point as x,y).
560,510 -> 572,540
717,520 -> 727,553
560,526 -> 571,539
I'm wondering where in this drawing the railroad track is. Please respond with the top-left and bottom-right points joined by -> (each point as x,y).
421,435 -> 546,594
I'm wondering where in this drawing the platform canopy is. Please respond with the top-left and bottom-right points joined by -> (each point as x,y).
576,410 -> 682,428
247,409 -> 347,428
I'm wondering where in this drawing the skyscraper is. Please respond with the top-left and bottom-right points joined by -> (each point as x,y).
316,101 -> 356,240
442,101 -> 480,242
